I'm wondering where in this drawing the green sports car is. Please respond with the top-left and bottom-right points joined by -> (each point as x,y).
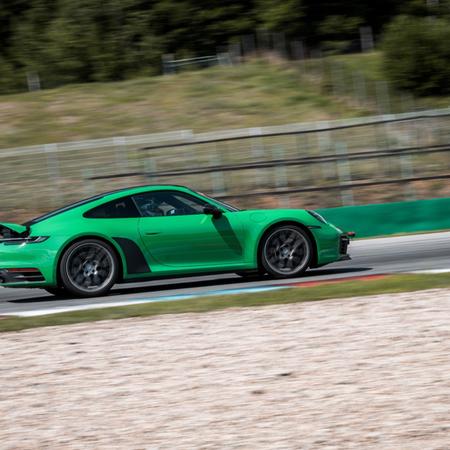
0,185 -> 352,297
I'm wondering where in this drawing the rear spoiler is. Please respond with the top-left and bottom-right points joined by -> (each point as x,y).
0,223 -> 30,239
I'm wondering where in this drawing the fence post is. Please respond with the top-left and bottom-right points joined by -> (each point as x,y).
82,168 -> 95,198
335,142 -> 354,206
273,146 -> 290,208
359,26 -> 374,52
290,40 -> 305,61
316,121 -> 334,180
400,153 -> 416,201
256,28 -> 270,52
162,54 -> 174,74
399,116 -> 419,201
210,147 -> 226,196
375,80 -> 391,114
401,92 -> 415,113
228,42 -> 242,65
241,34 -> 256,57
250,127 -> 264,187
217,52 -> 232,67
273,147 -> 288,188
145,157 -> 157,183
273,32 -> 287,58
331,61 -> 345,97
353,71 -> 367,106
26,72 -> 41,92
113,136 -> 128,171
45,143 -> 61,207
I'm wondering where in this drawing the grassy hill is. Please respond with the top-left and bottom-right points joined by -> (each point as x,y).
0,52 -> 448,149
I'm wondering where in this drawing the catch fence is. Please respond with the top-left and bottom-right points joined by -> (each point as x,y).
0,108 -> 449,221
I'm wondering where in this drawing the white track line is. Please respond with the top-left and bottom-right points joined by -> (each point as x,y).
3,285 -> 288,318
4,270 -> 450,317
408,269 -> 450,274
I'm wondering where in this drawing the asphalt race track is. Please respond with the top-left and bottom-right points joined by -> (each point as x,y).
1,231 -> 449,316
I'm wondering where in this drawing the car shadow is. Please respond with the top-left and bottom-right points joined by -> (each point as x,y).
8,266 -> 372,303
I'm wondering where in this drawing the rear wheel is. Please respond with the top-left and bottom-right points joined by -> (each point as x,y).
260,225 -> 312,278
59,239 -> 118,297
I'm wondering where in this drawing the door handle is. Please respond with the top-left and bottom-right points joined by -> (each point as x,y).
145,232 -> 161,236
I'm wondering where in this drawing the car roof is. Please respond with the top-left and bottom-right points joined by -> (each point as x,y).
97,184 -> 193,200
25,185 -> 193,225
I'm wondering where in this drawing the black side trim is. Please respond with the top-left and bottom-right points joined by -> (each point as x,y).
113,237 -> 151,274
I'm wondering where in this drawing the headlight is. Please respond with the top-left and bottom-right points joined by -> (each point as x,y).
307,210 -> 327,224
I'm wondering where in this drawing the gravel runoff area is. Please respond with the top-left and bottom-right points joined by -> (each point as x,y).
1,289 -> 449,449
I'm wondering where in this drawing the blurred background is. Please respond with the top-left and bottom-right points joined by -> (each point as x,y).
0,0 -> 449,222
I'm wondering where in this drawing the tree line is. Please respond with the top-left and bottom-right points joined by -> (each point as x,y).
0,0 -> 449,94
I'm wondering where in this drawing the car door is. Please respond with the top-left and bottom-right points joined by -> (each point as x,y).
82,195 -> 149,275
134,190 -> 245,269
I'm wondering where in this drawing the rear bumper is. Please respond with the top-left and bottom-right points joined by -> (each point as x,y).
0,240 -> 58,287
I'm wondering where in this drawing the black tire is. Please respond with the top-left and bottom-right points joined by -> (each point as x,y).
260,225 -> 312,278
59,239 -> 118,298
45,287 -> 71,298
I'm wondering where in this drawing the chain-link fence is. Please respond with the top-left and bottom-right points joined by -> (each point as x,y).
1,109 -> 449,222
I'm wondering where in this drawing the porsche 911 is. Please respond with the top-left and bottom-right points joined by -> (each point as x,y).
0,185 -> 353,297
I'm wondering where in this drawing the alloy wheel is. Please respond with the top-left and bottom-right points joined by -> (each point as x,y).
263,227 -> 311,276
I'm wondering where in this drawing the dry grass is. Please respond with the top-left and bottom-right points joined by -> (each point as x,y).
0,58 -> 371,149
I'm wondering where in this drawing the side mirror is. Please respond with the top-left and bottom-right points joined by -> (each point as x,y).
203,205 -> 222,219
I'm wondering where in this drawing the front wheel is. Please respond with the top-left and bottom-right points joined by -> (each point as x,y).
260,225 -> 312,278
59,239 -> 118,297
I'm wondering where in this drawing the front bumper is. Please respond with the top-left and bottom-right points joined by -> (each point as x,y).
338,232 -> 355,260
339,234 -> 351,257
309,223 -> 355,266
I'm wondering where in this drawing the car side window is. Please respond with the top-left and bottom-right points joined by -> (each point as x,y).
84,196 -> 140,219
133,191 -> 210,217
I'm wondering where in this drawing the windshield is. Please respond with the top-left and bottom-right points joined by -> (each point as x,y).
199,192 -> 241,212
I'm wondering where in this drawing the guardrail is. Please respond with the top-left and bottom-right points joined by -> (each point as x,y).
162,53 -> 232,74
0,108 -> 449,221
89,144 -> 450,180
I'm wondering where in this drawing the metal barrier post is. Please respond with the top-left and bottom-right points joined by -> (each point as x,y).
82,168 -> 95,197
145,158 -> 157,183
114,136 -> 129,171
273,146 -> 290,208
335,142 -> 354,206
45,144 -> 61,207
210,148 -> 226,195
250,127 -> 264,188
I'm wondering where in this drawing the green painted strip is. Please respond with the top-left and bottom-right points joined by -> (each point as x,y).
317,197 -> 450,238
